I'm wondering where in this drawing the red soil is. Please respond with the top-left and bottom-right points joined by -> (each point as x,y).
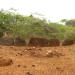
0,45 -> 75,75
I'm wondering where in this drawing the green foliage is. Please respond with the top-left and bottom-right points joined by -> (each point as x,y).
64,27 -> 75,40
66,19 -> 75,26
0,10 -> 75,41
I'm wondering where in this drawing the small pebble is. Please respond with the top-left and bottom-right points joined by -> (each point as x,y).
32,65 -> 35,67
17,65 -> 21,67
26,72 -> 32,75
23,65 -> 27,68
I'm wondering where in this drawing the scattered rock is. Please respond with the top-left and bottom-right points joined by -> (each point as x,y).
26,72 -> 32,75
0,57 -> 13,67
56,67 -> 64,72
23,65 -> 27,68
32,47 -> 36,49
17,53 -> 23,56
46,50 -> 63,57
32,64 -> 35,67
17,64 -> 21,67
27,48 -> 32,50
46,51 -> 54,57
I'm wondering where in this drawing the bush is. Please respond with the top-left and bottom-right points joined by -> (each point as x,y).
0,9 -> 75,44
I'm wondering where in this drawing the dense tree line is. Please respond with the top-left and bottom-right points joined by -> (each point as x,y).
0,10 -> 75,41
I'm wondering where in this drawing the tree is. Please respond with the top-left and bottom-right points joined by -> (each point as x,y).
66,19 -> 75,26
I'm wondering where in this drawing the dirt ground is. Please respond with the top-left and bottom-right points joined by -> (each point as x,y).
0,45 -> 75,75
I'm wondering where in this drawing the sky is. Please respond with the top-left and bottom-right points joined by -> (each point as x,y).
0,0 -> 75,22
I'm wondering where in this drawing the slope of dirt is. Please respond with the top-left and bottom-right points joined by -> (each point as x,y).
0,45 -> 75,75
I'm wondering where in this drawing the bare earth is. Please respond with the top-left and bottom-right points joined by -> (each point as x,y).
0,45 -> 75,75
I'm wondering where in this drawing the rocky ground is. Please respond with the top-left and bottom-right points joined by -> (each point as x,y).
0,45 -> 75,75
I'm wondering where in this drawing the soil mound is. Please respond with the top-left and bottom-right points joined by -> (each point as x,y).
62,39 -> 74,46
0,57 -> 13,67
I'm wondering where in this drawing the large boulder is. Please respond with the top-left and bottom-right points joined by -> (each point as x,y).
28,38 -> 50,47
62,39 -> 74,46
49,39 -> 60,46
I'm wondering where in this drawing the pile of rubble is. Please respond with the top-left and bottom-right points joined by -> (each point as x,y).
45,50 -> 64,58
